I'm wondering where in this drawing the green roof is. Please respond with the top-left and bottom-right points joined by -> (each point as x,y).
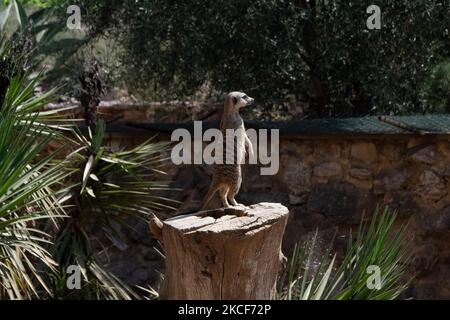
250,114 -> 450,135
125,114 -> 450,135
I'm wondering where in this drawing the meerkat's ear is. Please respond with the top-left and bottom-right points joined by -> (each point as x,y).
232,97 -> 238,105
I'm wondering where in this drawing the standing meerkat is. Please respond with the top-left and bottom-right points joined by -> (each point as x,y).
198,91 -> 254,210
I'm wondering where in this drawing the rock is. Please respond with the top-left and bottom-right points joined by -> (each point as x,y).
307,182 -> 366,221
409,280 -> 439,300
436,141 -> 450,159
315,143 -> 341,161
242,165 -> 273,192
415,170 -> 446,201
348,177 -> 373,190
410,145 -> 442,164
443,167 -> 450,177
419,170 -> 442,185
349,168 -> 373,180
280,140 -> 312,157
299,213 -> 327,230
348,167 -> 374,189
411,241 -> 439,277
373,168 -> 409,194
170,166 -> 195,190
289,193 -> 308,205
313,162 -> 343,178
417,207 -> 450,234
289,205 -> 307,220
351,142 -> 377,164
381,142 -> 403,162
281,155 -> 311,194
383,191 -> 415,217
406,137 -> 427,149
438,266 -> 450,298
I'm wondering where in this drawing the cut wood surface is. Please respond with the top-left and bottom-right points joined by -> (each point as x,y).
153,202 -> 290,300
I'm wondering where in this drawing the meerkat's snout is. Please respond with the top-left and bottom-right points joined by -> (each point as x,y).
241,93 -> 254,107
246,96 -> 255,106
229,91 -> 254,109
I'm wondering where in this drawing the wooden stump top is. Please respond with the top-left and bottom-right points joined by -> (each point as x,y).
164,202 -> 289,236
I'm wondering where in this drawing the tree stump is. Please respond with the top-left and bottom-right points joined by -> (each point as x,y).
150,202 -> 289,300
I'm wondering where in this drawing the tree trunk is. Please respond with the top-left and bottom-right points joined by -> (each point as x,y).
151,202 -> 289,300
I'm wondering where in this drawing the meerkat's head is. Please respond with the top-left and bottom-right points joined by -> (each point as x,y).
225,91 -> 254,110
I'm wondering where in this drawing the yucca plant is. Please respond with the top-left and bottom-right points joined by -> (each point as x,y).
0,62 -> 71,299
1,28 -> 77,139
42,56 -> 175,298
50,121 -> 175,299
2,33 -> 174,299
278,207 -> 412,300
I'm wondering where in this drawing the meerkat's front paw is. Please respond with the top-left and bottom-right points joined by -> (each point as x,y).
248,148 -> 255,159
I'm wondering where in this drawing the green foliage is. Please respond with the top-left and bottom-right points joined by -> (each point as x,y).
66,0 -> 449,117
0,42 -> 70,298
0,110 -> 58,299
0,36 -> 173,299
278,207 -> 411,300
50,122 -> 174,299
0,0 -> 87,79
1,0 -> 58,8
422,61 -> 450,113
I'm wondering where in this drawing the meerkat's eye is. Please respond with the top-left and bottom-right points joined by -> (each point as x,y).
242,95 -> 248,100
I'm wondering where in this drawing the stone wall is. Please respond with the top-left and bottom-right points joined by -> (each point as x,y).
274,135 -> 450,300
62,100 -> 450,299
103,128 -> 450,299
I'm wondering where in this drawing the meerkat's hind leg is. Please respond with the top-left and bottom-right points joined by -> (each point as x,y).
228,194 -> 239,206
227,185 -> 242,207
227,188 -> 247,217
219,186 -> 231,208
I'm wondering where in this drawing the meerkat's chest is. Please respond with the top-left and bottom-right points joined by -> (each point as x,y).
220,119 -> 246,164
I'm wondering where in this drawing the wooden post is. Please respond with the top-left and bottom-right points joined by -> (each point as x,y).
150,202 -> 289,300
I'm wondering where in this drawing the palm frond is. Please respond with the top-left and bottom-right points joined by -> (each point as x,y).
50,120 -> 175,299
0,87 -> 69,299
278,207 -> 411,300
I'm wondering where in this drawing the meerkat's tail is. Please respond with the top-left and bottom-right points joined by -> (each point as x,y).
198,183 -> 219,211
172,182 -> 219,217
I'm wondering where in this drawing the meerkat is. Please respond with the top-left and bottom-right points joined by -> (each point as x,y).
149,94 -> 253,239
196,91 -> 255,211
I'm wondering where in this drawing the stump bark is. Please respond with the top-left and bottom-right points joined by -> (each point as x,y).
151,202 -> 289,300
